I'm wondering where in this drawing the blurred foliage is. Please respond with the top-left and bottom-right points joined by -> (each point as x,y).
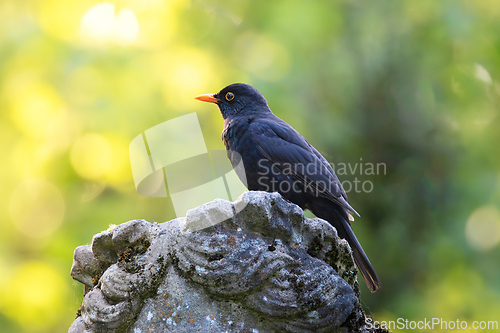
0,0 -> 499,332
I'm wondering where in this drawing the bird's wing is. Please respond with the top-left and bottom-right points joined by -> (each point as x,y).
248,116 -> 359,216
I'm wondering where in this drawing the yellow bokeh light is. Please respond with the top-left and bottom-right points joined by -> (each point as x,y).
465,205 -> 500,251
70,133 -> 114,180
9,80 -> 65,140
36,0 -> 89,41
155,47 -> 217,108
80,2 -> 139,44
9,179 -> 65,238
104,135 -> 132,186
9,112 -> 82,177
0,261 -> 68,329
129,0 -> 189,47
115,8 -> 139,43
81,2 -> 115,41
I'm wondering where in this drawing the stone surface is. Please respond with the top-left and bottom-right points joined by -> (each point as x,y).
185,198 -> 235,232
70,191 -> 379,333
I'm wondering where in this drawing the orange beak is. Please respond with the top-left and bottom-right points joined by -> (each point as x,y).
195,93 -> 219,103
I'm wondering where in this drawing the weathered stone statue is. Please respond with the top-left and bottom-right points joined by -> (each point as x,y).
69,191 -> 378,332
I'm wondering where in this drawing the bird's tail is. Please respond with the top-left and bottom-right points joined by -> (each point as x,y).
308,202 -> 382,292
340,215 -> 381,293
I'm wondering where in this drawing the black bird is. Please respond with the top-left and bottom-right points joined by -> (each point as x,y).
195,83 -> 381,292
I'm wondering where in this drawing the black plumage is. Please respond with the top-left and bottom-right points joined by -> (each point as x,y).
196,83 -> 381,292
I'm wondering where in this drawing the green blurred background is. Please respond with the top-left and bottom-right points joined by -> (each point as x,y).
1,0 -> 499,332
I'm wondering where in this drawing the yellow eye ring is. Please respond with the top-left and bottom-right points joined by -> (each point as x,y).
226,92 -> 234,101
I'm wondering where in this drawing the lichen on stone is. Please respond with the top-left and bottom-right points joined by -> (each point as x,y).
69,191 -> 378,333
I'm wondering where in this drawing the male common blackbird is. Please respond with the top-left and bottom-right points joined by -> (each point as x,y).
196,83 -> 381,292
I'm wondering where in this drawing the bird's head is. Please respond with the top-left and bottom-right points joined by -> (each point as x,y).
195,83 -> 270,119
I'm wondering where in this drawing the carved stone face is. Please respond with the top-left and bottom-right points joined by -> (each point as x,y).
69,191 -> 364,333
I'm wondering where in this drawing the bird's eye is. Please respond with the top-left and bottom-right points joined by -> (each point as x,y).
225,92 -> 234,101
